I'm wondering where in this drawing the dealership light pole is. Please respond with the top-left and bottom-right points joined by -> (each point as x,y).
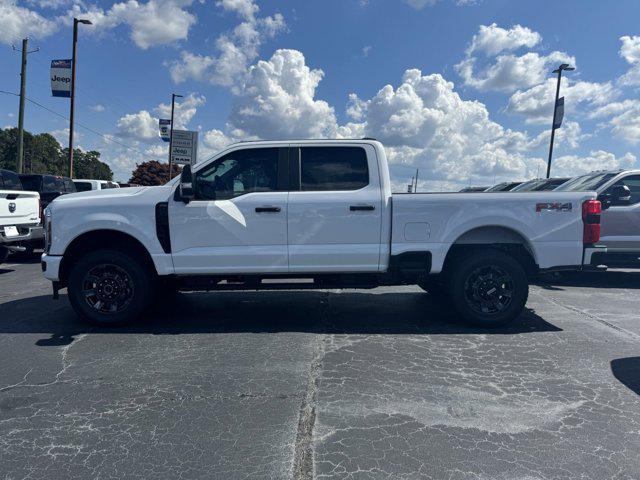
168,93 -> 183,181
68,18 -> 92,179
546,63 -> 574,178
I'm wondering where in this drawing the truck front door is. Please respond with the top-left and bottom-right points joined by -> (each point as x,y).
169,147 -> 289,274
287,144 -> 383,272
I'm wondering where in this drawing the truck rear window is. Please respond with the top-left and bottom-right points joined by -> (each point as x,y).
74,181 -> 92,192
1,170 -> 23,191
300,147 -> 369,191
18,175 -> 41,191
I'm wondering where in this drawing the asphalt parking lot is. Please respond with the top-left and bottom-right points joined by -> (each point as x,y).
1,258 -> 640,480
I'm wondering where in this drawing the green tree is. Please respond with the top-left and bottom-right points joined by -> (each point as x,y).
64,149 -> 113,180
129,161 -> 181,186
0,128 -> 111,179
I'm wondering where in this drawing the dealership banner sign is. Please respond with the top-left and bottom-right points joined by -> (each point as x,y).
170,130 -> 198,165
51,59 -> 72,98
159,119 -> 171,142
553,97 -> 564,129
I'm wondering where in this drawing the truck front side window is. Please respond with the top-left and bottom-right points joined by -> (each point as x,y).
195,148 -> 279,200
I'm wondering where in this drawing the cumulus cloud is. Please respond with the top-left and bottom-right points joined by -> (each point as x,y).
62,0 -> 197,49
227,49 -> 338,139
456,24 -> 574,93
466,23 -> 541,56
589,99 -> 640,144
553,150 -> 636,177
507,77 -> 616,123
345,68 -> 546,186
618,35 -> 640,86
0,0 -> 58,44
456,51 -> 575,92
169,0 -> 285,87
116,110 -> 158,141
116,93 -> 205,142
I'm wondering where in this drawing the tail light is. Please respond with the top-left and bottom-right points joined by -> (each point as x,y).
582,199 -> 601,244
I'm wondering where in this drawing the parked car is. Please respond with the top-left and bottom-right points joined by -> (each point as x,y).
484,181 -> 523,192
459,186 -> 489,192
19,174 -> 77,209
510,178 -> 570,192
42,139 -> 604,328
555,170 -> 640,268
117,182 -> 141,188
73,179 -> 120,192
0,169 -> 42,263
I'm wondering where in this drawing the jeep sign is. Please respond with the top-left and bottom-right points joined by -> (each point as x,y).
51,59 -> 72,98
170,130 -> 198,165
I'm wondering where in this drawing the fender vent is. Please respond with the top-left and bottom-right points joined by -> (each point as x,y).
155,202 -> 171,253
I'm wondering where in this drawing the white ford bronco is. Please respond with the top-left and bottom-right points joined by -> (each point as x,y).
42,139 -> 604,327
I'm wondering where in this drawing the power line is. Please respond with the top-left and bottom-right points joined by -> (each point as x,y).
0,89 -> 159,162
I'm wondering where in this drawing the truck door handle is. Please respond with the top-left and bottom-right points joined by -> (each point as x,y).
350,205 -> 375,211
255,206 -> 281,213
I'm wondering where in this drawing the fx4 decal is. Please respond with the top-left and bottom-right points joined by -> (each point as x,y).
536,202 -> 573,212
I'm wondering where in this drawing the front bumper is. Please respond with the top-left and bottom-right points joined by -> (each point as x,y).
41,253 -> 63,281
0,224 -> 44,245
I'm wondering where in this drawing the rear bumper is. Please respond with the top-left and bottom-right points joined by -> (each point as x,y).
41,253 -> 63,281
0,224 -> 44,245
583,245 -> 607,269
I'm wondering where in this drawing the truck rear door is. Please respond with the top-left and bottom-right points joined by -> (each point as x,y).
287,144 -> 383,272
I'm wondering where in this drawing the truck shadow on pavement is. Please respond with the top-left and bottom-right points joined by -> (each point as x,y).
535,270 -> 640,290
611,357 -> 640,396
1,290 -> 560,343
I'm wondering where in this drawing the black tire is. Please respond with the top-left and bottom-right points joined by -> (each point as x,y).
68,249 -> 154,327
0,246 -> 9,265
447,248 -> 528,328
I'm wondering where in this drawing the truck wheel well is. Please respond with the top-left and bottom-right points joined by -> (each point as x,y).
444,226 -> 538,276
59,230 -> 156,284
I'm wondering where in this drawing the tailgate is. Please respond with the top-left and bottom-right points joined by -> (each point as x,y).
0,190 -> 41,226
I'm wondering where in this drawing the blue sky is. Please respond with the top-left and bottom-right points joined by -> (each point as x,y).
1,0 -> 640,186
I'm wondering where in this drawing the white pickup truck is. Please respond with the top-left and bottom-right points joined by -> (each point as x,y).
42,139 -> 604,327
1,169 -> 42,264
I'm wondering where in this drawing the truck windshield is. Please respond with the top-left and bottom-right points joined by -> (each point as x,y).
554,172 -> 616,191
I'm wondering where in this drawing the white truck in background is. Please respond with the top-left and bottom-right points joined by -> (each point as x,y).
0,169 -> 42,264
41,139 -> 604,327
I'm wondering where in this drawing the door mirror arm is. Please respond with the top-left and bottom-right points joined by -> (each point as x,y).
178,165 -> 195,203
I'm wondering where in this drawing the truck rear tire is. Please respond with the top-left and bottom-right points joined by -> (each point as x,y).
67,249 -> 153,327
447,248 -> 528,328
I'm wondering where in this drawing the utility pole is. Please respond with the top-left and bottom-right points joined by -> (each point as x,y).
168,93 -> 183,181
13,39 -> 39,174
68,18 -> 92,179
414,169 -> 419,193
546,63 -> 574,178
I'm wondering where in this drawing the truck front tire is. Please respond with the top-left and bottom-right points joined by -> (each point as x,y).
67,249 -> 153,327
447,248 -> 528,328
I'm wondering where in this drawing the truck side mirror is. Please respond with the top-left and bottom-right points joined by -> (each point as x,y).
179,165 -> 195,203
612,184 -> 632,205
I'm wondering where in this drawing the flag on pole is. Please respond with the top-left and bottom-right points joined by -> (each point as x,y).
553,97 -> 564,129
159,119 -> 171,142
50,59 -> 72,98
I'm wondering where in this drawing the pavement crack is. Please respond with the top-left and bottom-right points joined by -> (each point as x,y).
292,291 -> 332,480
537,289 -> 640,341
